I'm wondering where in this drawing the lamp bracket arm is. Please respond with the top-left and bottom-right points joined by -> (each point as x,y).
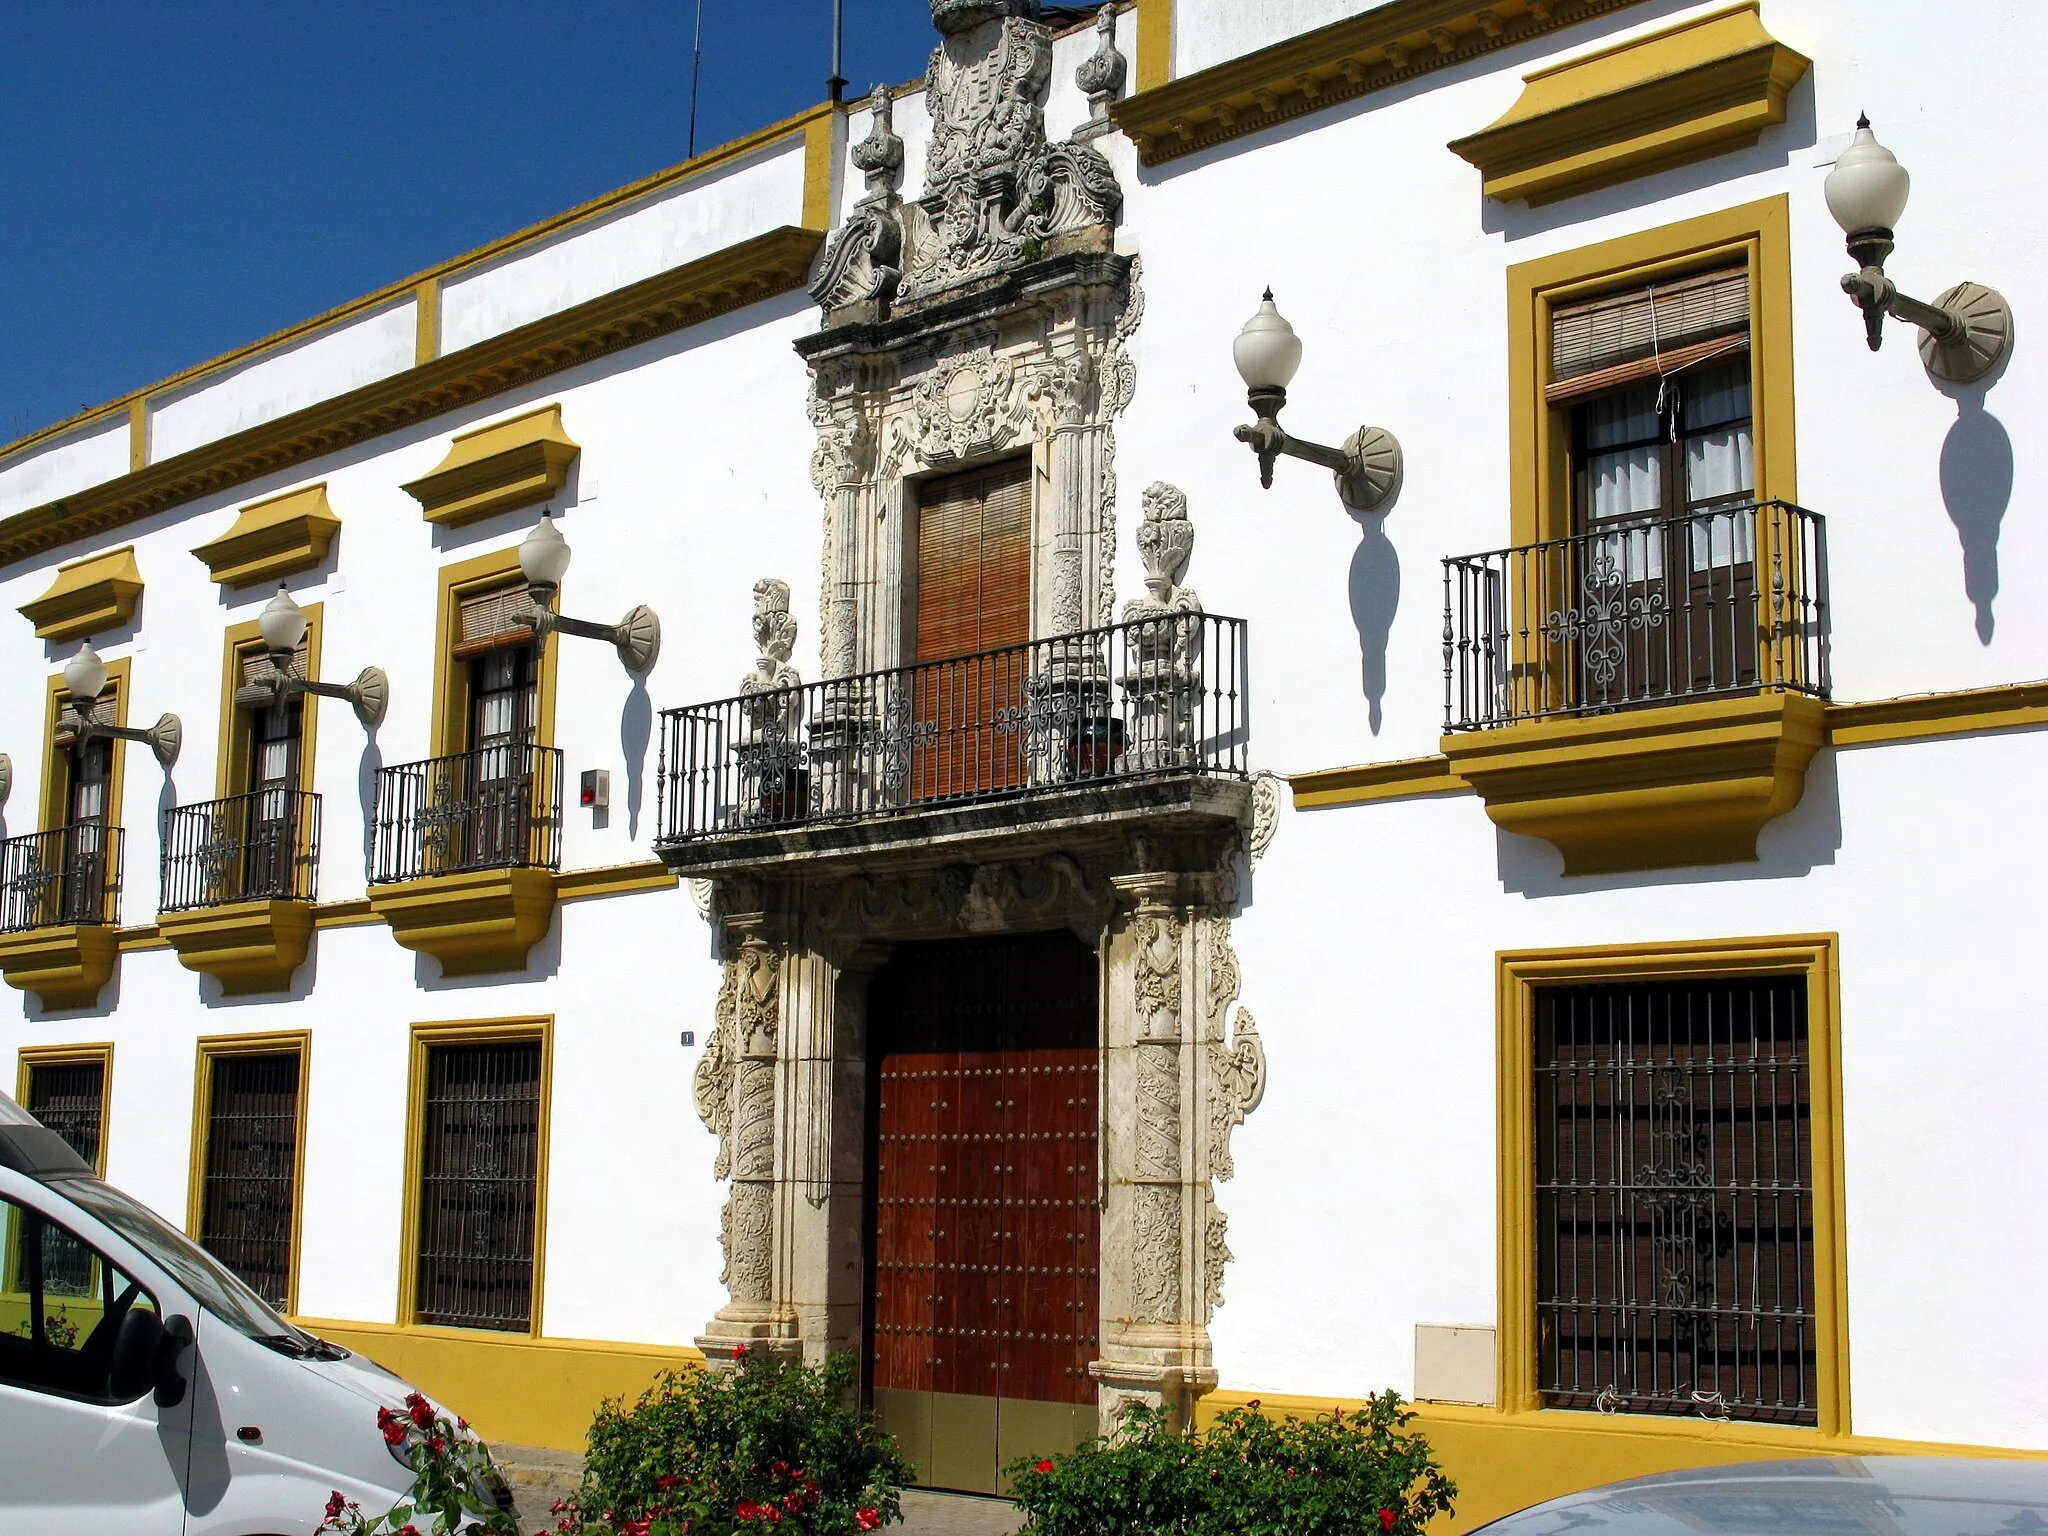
548,612 -> 625,645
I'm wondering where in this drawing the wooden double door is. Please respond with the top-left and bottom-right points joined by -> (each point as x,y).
867,931 -> 1100,1494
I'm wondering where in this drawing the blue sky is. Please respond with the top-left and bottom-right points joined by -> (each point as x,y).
0,1 -> 940,444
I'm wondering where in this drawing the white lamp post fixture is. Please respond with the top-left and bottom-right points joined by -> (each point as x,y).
61,640 -> 182,767
516,512 -> 662,674
242,586 -> 390,728
1231,289 -> 1402,514
0,752 -> 11,809
1825,115 -> 2013,384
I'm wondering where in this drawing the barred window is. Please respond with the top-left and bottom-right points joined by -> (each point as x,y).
1535,977 -> 1816,1424
198,1052 -> 301,1311
20,1059 -> 106,1297
414,1040 -> 542,1332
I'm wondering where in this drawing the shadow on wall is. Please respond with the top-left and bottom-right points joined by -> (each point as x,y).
1348,509 -> 1399,734
621,675 -> 653,838
1495,746 -> 1844,897
1938,373 -> 2015,646
357,737 -> 383,871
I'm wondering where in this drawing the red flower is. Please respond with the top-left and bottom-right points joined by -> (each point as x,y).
397,1527 -> 420,1536
856,1508 -> 882,1532
456,1415 -> 469,1430
659,1474 -> 680,1490
732,1344 -> 749,1360
1246,1399 -> 1261,1410
1379,1510 -> 1396,1532
1034,1460 -> 1054,1474
429,1436 -> 446,1455
376,1408 -> 407,1448
765,1508 -> 782,1525
324,1491 -> 345,1521
405,1392 -> 436,1430
736,1500 -> 760,1520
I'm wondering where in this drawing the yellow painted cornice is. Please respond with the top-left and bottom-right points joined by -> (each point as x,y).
1448,2 -> 1810,205
403,404 -> 580,529
0,923 -> 119,1011
191,483 -> 342,588
1110,0 -> 1653,168
18,544 -> 144,641
0,103 -> 837,474
554,860 -> 680,901
0,226 -> 824,572
158,899 -> 315,996
1293,680 -> 2048,813
368,866 -> 558,978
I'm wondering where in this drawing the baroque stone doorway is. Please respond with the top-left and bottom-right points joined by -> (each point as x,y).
867,932 -> 1100,1493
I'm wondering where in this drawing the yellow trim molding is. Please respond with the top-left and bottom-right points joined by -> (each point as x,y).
554,860 -> 679,902
1292,680 -> 2048,813
0,226 -> 824,572
18,545 -> 144,642
1441,691 -> 1826,875
402,404 -> 580,529
1197,1390 -> 2041,1535
160,901 -> 316,997
289,1316 -> 702,1453
186,1031 -> 311,1313
430,546 -> 559,760
313,898 -> 378,928
191,483 -> 342,589
1133,0 -> 1172,92
1494,935 -> 1849,1439
0,101 -> 835,519
396,1017 -> 553,1337
370,867 -> 559,979
1448,3 -> 1810,206
1111,0 -> 1653,168
15,1043 -> 114,1173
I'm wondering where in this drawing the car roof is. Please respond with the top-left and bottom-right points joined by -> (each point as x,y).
0,1088 -> 95,1180
1475,1456 -> 2048,1534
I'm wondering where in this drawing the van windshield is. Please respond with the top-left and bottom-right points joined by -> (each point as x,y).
59,1177 -> 317,1349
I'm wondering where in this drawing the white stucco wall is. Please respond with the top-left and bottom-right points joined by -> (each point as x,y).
148,300 -> 420,463
4,0 -> 2046,1461
0,418 -> 131,521
1172,0 -> 1381,75
437,136 -> 811,356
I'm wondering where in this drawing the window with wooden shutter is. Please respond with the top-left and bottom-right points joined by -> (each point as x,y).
912,460 -> 1033,799
453,585 -> 538,659
1548,265 -> 1751,405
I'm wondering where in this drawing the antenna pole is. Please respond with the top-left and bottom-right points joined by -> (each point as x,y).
827,0 -> 846,104
688,0 -> 706,158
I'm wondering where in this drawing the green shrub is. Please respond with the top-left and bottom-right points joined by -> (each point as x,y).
551,1348 -> 914,1536
1007,1394 -> 1456,1536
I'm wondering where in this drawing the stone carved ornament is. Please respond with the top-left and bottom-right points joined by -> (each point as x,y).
694,960 -> 741,1178
807,854 -> 1115,963
816,0 -> 1128,310
1132,912 -> 1183,1039
1074,7 -> 1128,140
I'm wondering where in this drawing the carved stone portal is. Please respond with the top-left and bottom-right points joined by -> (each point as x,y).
690,835 -> 1267,1434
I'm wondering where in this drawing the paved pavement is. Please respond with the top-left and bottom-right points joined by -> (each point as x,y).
492,1445 -> 1025,1536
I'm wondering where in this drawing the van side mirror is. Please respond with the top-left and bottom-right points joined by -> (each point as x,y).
154,1315 -> 194,1408
107,1307 -> 164,1402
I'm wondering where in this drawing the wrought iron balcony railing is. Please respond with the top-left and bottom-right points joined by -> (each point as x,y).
370,744 -> 564,884
0,824 -> 124,933
160,790 -> 321,912
656,613 -> 1249,844
1443,500 -> 1828,731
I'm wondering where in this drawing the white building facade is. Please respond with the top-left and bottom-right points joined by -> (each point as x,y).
2,0 -> 2043,1523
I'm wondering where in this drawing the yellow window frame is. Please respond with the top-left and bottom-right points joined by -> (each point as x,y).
185,1030 -> 312,1317
429,549 -> 558,761
1495,933 -> 1848,1438
214,604 -> 324,801
396,1016 -> 553,1337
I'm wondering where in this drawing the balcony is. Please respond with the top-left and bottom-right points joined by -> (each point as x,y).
654,613 -> 1250,874
0,825 -> 124,1009
157,790 -> 320,996
367,745 -> 564,977
1438,501 -> 1831,874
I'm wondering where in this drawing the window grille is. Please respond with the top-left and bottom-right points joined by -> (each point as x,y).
24,1061 -> 103,1169
414,1040 -> 542,1331
198,1052 -> 301,1310
1534,977 -> 1816,1424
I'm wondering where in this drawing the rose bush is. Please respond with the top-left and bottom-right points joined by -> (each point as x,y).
316,1390 -> 516,1535
540,1346 -> 912,1536
1006,1393 -> 1455,1536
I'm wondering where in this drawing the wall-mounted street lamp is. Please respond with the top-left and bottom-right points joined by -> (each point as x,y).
1825,116 -> 2013,384
1231,290 -> 1402,515
244,586 -> 389,728
62,641 -> 181,766
515,512 -> 662,674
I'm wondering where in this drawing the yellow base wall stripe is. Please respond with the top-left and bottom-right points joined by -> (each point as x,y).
292,1318 -> 704,1454
1197,1391 -> 2048,1534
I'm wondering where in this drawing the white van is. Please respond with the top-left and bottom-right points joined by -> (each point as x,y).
0,1090 -> 514,1534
